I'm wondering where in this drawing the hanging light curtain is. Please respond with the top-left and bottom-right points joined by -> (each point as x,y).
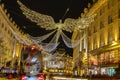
27,30 -> 56,43
41,30 -> 61,52
43,51 -> 65,68
61,31 -> 80,48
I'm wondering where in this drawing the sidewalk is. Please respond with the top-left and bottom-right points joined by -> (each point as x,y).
0,78 -> 18,80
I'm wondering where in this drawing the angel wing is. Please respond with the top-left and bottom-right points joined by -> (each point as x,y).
63,18 -> 77,32
17,0 -> 56,30
17,0 -> 78,32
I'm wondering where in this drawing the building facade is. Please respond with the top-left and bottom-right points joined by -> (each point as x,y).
72,1 -> 96,77
72,0 -> 120,77
86,0 -> 120,77
0,3 -> 31,68
72,28 -> 88,76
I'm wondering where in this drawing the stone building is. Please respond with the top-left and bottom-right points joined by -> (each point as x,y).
0,3 -> 31,68
86,0 -> 120,76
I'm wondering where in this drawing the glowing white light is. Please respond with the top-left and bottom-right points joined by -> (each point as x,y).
31,58 -> 37,62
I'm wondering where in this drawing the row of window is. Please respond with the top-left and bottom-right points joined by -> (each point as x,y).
100,0 -> 116,16
88,26 -> 120,50
87,1 -> 120,51
88,15 -> 113,36
88,0 -> 120,36
0,22 -> 14,38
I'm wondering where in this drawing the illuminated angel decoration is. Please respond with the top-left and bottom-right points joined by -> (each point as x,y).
17,0 -> 77,32
17,0 -> 96,52
17,0 -> 96,32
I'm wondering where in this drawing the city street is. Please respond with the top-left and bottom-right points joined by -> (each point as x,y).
0,76 -> 118,80
1,0 -> 120,80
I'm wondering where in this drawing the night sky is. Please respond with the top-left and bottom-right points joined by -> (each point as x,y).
1,0 -> 93,56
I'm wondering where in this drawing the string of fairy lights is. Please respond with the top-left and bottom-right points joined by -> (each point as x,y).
16,0 -> 96,52
1,0 -> 96,53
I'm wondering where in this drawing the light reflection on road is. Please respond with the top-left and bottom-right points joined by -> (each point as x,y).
53,76 -> 88,80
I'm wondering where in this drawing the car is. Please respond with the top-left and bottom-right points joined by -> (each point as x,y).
20,74 -> 44,80
20,49 -> 44,80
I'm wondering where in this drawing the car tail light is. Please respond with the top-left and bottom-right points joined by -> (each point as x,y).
20,75 -> 26,80
8,73 -> 13,79
37,75 -> 44,80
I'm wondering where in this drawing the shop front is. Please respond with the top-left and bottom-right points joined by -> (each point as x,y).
99,49 -> 120,76
100,67 -> 116,76
89,48 -> 120,76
